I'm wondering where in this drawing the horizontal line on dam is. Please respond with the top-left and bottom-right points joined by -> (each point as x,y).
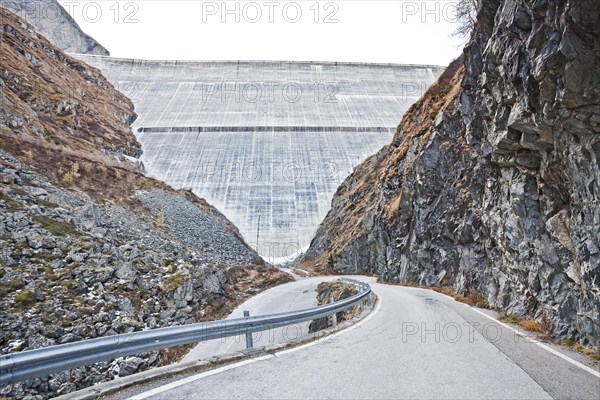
137,126 -> 395,134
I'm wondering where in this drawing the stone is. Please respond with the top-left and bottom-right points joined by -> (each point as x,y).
57,333 -> 82,344
115,263 -> 136,280
118,357 -> 144,377
546,210 -> 576,253
28,187 -> 48,197
26,232 -> 44,250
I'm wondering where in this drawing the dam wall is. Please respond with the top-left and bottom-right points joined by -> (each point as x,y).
76,55 -> 445,260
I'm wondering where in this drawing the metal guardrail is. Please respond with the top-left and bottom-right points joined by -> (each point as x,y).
0,278 -> 372,385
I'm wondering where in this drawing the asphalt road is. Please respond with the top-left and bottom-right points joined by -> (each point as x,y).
131,279 -> 599,400
182,276 -> 341,362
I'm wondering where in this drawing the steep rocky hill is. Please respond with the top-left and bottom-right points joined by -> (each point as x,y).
302,0 -> 599,347
0,7 -> 289,398
2,0 -> 109,55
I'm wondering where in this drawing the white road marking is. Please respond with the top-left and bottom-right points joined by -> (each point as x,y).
468,306 -> 600,378
128,356 -> 274,400
390,285 -> 599,378
128,291 -> 381,400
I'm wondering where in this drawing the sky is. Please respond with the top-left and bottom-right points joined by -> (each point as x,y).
58,0 -> 466,66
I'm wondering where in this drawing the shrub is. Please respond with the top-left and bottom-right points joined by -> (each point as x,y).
61,162 -> 81,185
163,273 -> 184,292
0,192 -> 22,212
0,279 -> 25,296
155,211 -> 166,229
518,320 -> 542,333
33,216 -> 78,236
14,290 -> 36,308
464,288 -> 490,308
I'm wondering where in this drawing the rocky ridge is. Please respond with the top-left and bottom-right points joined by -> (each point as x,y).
301,0 -> 600,346
2,0 -> 109,55
1,5 -> 135,160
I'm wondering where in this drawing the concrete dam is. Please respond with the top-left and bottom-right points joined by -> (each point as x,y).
76,56 -> 445,261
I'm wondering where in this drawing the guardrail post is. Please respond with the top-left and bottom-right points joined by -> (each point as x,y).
330,296 -> 338,327
243,310 -> 253,349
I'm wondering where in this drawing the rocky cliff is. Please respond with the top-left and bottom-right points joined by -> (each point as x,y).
0,8 -> 290,398
302,0 -> 600,346
3,0 -> 109,55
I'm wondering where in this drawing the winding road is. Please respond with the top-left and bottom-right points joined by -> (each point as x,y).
123,277 -> 599,400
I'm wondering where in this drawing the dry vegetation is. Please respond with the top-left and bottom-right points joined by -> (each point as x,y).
562,338 -> 600,361
499,313 -> 600,361
432,286 -> 490,309
0,7 -> 139,157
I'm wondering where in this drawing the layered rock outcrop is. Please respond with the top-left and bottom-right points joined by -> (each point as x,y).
302,0 -> 599,345
3,0 -> 109,55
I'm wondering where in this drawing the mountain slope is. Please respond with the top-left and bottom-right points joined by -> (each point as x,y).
2,0 -> 109,55
0,7 -> 290,398
301,0 -> 600,346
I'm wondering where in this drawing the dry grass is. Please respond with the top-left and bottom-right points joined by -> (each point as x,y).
562,338 -> 600,361
432,287 -> 490,309
1,8 -> 139,158
518,320 -> 543,333
296,259 -> 337,276
498,315 -> 522,325
155,211 -> 167,229
498,311 -> 555,341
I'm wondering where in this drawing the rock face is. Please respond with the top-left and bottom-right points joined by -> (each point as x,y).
308,281 -> 358,333
302,0 -> 600,346
2,0 -> 109,55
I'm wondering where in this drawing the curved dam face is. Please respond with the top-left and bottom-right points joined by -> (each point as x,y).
76,56 -> 444,261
